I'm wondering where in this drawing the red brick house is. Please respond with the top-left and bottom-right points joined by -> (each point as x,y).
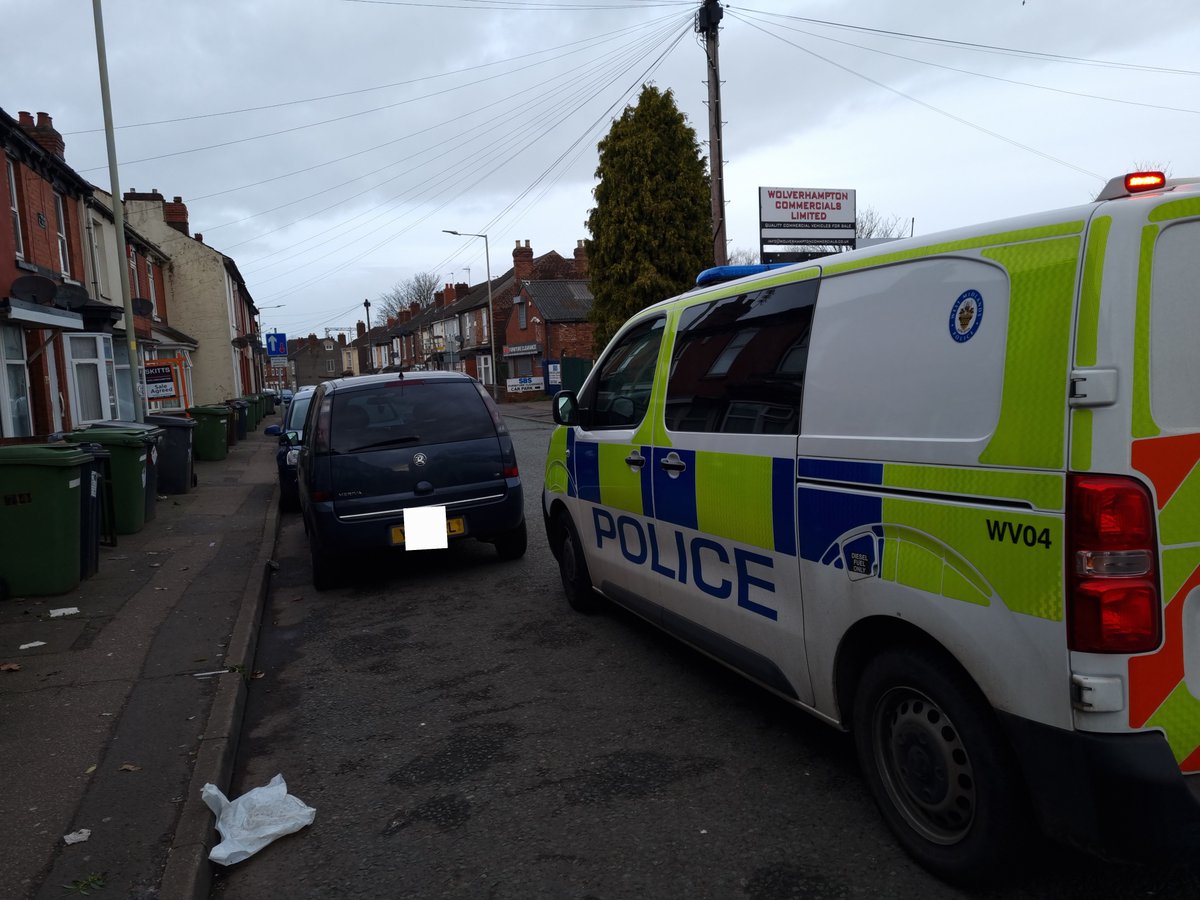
504,279 -> 594,395
1,109 -> 99,437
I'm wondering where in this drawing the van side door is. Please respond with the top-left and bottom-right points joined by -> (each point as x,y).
651,280 -> 819,705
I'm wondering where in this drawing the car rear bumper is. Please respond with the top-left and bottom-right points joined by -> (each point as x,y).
999,711 -> 1200,860
309,482 -> 524,552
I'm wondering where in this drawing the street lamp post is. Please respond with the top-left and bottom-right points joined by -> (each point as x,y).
363,298 -> 373,374
443,229 -> 496,399
255,303 -> 285,389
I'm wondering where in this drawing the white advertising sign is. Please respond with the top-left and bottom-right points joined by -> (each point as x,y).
506,377 -> 542,394
759,186 -> 856,246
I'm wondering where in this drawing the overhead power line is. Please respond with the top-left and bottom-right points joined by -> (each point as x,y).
729,10 -> 1103,181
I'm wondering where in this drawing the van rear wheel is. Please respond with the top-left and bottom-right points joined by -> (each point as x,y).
852,648 -> 1029,885
554,509 -> 601,614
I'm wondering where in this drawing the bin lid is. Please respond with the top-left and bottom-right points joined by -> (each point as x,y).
188,406 -> 231,419
145,414 -> 197,429
0,443 -> 93,466
62,429 -> 149,448
78,422 -> 165,439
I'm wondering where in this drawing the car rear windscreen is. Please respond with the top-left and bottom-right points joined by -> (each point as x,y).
329,381 -> 496,453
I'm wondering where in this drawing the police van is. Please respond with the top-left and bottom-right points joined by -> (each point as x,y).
542,172 -> 1200,882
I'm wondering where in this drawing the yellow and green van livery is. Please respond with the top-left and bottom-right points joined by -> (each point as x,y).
543,172 -> 1200,880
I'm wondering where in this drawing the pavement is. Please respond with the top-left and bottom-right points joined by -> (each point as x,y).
0,394 -> 557,899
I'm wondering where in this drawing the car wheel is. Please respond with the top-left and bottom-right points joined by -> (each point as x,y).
852,647 -> 1030,885
494,520 -> 527,560
554,509 -> 601,613
309,532 -> 336,591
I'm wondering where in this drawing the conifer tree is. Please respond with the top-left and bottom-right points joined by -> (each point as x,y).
586,85 -> 712,351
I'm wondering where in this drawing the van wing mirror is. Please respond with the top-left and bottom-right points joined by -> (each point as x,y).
553,391 -> 580,426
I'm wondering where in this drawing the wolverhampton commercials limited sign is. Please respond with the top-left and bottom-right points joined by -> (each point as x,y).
759,186 -> 856,249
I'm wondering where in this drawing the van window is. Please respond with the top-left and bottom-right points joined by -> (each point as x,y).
329,381 -> 495,452
1151,220 -> 1200,430
665,281 -> 817,434
802,258 -> 1009,446
581,317 -> 665,429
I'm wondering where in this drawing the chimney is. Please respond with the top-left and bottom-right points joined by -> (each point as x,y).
444,283 -> 457,303
574,240 -> 589,277
410,302 -> 421,316
163,195 -> 190,236
386,316 -> 396,329
308,333 -> 318,344
19,111 -> 65,159
513,239 -> 534,286
338,333 -> 347,345
194,233 -> 203,244
455,282 -> 469,297
356,321 -> 366,338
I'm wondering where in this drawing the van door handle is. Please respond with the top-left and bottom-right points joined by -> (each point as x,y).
624,451 -> 645,469
659,452 -> 687,475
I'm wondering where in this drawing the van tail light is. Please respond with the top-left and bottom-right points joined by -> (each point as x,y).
1067,474 -> 1161,653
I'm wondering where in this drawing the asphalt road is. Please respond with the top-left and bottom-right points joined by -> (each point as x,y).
211,415 -> 1200,900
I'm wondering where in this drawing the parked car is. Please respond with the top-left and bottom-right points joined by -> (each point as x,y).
279,388 -> 295,405
264,386 -> 315,510
297,372 -> 525,589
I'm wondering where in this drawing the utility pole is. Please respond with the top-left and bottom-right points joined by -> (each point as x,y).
697,0 -> 728,266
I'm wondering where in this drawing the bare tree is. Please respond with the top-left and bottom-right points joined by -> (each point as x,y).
728,247 -> 760,265
377,272 -> 440,318
854,207 -> 909,240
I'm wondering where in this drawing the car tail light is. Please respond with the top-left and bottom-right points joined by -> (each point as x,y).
312,396 -> 332,454
1067,474 -> 1161,653
502,464 -> 519,479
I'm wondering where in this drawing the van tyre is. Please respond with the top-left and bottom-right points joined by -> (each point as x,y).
494,521 -> 527,560
852,647 -> 1029,885
554,509 -> 602,614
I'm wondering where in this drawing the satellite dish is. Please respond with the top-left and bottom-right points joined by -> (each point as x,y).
56,283 -> 91,311
9,274 -> 58,305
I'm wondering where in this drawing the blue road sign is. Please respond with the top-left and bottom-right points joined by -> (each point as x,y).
266,333 -> 288,356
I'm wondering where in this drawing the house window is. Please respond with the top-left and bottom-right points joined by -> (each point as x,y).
53,192 -> 70,276
0,325 -> 32,437
146,258 -> 157,316
514,355 -> 533,377
89,218 -> 109,297
128,246 -> 138,293
325,359 -> 336,374
66,334 -> 118,423
518,302 -> 527,330
6,159 -> 23,260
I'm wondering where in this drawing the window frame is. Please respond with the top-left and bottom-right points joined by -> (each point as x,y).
53,191 -> 70,276
6,158 -> 23,260
579,315 -> 666,431
0,324 -> 32,437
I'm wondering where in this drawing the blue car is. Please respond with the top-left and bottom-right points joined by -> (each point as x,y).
264,386 -> 315,510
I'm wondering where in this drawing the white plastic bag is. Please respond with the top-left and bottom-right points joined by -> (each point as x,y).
201,773 -> 316,865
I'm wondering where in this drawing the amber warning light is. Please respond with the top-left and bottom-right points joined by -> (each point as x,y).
1125,171 -> 1166,193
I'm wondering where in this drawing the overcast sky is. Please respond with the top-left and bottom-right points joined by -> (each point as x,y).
3,0 -> 1197,338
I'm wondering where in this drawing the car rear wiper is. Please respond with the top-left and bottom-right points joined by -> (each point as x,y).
346,435 -> 421,452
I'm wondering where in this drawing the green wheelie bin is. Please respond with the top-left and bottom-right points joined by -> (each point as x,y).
63,429 -> 152,535
0,443 -> 93,598
189,406 -> 231,461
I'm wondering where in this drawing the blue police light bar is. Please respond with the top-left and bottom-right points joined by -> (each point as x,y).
694,264 -> 794,287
